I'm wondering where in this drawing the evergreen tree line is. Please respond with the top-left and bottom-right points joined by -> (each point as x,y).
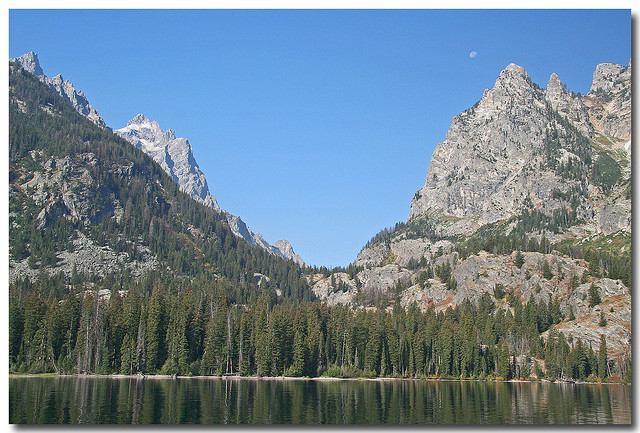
9,274 -> 628,383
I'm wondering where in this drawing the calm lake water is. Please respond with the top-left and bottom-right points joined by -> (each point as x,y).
9,376 -> 631,424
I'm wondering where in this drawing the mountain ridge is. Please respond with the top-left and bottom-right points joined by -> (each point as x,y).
10,51 -> 305,267
8,59 -> 310,298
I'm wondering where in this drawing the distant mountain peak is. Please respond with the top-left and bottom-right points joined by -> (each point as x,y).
504,62 -> 526,74
588,61 -> 631,98
116,113 -> 305,266
165,129 -> 176,141
116,114 -> 219,210
274,239 -> 305,267
546,72 -> 562,88
128,113 -> 150,125
495,63 -> 530,86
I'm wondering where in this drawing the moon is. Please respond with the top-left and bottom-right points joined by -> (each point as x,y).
469,51 -> 478,58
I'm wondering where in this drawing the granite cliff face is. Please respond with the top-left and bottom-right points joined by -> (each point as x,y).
10,51 -> 107,128
310,60 -> 631,359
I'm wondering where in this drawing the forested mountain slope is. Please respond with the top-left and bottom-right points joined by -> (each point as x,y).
9,60 -> 318,375
9,61 -> 308,294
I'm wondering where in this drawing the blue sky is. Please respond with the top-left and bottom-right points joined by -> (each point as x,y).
9,9 -> 631,267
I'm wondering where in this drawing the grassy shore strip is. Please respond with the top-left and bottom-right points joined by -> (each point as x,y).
8,373 -> 628,385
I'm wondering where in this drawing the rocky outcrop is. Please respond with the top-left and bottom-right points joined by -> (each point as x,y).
544,278 -> 630,358
309,273 -> 358,306
544,72 -> 592,137
273,239 -> 305,267
583,61 -> 631,141
354,235 -> 454,269
9,152 -> 157,282
9,232 -> 158,283
10,51 -> 107,128
19,152 -> 118,227
10,50 -> 43,76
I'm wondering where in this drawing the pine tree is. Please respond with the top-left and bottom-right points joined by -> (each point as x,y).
497,339 -> 511,380
9,300 -> 24,366
589,284 -> 602,308
542,260 -> 554,280
289,330 -> 306,377
598,335 -> 608,380
145,290 -> 168,372
514,251 -> 525,269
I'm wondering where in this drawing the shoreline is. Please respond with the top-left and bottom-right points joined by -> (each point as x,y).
8,373 -> 628,385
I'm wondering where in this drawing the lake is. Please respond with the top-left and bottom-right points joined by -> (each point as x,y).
9,376 -> 631,424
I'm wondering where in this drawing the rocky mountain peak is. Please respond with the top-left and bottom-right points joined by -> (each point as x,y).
165,129 -> 176,141
583,60 -> 631,141
274,240 -> 305,267
546,72 -> 563,91
10,51 -> 107,129
116,114 -> 219,210
409,63 -> 552,227
10,51 -> 44,76
457,63 -> 541,127
408,60 -> 629,235
128,113 -> 150,126
543,71 -> 592,137
493,63 -> 533,91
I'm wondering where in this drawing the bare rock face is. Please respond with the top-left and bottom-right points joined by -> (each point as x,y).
357,264 -> 413,297
10,51 -> 43,76
273,239 -> 305,267
545,278 -> 630,357
354,235 -> 454,269
544,72 -> 592,137
20,152 -> 117,227
309,273 -> 358,306
10,51 -> 107,128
